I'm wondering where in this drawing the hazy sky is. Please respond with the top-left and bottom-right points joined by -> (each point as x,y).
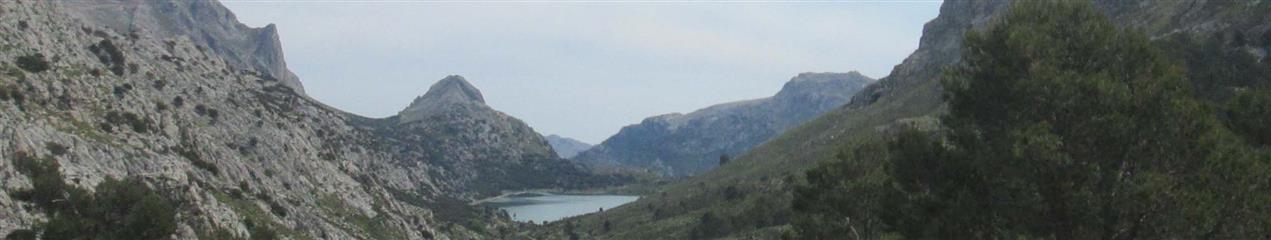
222,0 -> 941,143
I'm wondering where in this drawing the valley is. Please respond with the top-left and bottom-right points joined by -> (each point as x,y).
2,0 -> 1269,239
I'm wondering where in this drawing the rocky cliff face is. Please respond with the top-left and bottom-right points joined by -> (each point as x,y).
572,72 -> 873,176
61,0 -> 304,93
0,1 -> 612,239
545,135 -> 591,159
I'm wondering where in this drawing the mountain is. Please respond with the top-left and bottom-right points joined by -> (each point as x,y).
362,75 -> 615,198
61,0 -> 304,93
530,0 -> 1271,239
572,72 -> 873,176
545,135 -> 592,159
0,1 -> 615,239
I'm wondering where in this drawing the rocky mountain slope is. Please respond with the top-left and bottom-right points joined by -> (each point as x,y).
358,75 -> 617,198
0,1 -> 612,239
61,0 -> 304,93
571,72 -> 873,176
545,135 -> 591,159
530,0 -> 1271,239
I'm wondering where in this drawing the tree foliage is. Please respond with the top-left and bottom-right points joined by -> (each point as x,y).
1225,90 -> 1271,146
792,1 -> 1271,239
10,154 -> 177,240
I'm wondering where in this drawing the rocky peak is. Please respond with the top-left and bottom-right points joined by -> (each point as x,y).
60,0 -> 305,93
420,75 -> 486,104
775,71 -> 874,101
398,75 -> 489,123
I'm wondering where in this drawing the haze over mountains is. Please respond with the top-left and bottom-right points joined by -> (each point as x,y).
573,72 -> 873,176
545,135 -> 591,159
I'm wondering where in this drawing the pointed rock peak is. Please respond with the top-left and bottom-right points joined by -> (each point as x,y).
417,75 -> 485,105
398,75 -> 489,123
776,71 -> 875,98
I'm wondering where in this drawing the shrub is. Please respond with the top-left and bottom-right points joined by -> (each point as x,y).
11,155 -> 177,240
249,224 -> 280,240
689,211 -> 730,239
15,54 -> 49,73
1226,90 -> 1271,145
4,229 -> 36,240
104,111 -> 150,133
176,145 -> 219,175
268,200 -> 288,218
88,39 -> 126,76
85,178 -> 178,239
44,142 -> 68,156
112,84 -> 132,98
12,152 -> 67,210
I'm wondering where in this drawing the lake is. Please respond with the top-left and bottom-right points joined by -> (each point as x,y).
481,193 -> 639,223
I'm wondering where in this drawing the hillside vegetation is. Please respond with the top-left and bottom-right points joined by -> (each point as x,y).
526,0 -> 1271,239
792,1 -> 1271,238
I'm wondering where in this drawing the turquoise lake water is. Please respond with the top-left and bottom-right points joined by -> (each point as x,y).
483,193 -> 639,223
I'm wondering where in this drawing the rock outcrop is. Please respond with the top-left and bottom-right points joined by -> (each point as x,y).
572,72 -> 873,176
61,0 -> 304,93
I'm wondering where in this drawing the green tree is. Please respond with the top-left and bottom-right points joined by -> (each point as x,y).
1226,90 -> 1271,145
791,142 -> 892,240
10,155 -> 177,240
792,1 -> 1271,239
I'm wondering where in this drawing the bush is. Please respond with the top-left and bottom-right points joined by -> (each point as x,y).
12,152 -> 68,210
3,230 -> 35,240
104,111 -> 150,133
249,225 -> 279,240
268,200 -> 288,218
84,178 -> 178,239
45,142 -> 68,156
88,39 -> 126,76
0,84 -> 22,102
1226,90 -> 1271,145
689,211 -> 731,239
15,54 -> 49,73
177,146 -> 219,175
11,155 -> 177,240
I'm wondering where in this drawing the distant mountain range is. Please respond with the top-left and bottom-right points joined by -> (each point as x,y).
572,72 -> 874,176
545,135 -> 592,158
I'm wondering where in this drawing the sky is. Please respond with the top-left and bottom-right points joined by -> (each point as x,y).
221,0 -> 942,143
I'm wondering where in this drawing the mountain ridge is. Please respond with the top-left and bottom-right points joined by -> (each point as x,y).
572,72 -> 874,176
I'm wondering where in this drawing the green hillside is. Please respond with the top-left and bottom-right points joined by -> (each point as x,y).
524,0 -> 1271,239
